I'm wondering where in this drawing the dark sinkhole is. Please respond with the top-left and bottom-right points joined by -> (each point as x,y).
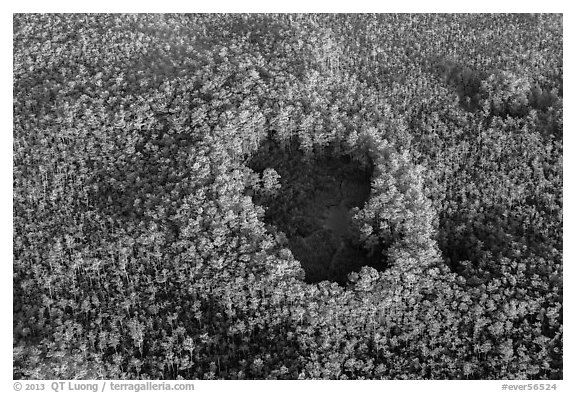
247,141 -> 382,285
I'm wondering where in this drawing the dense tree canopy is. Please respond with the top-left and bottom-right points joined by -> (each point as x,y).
13,13 -> 562,379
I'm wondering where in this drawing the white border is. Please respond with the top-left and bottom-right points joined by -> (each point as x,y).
6,0 -> 569,13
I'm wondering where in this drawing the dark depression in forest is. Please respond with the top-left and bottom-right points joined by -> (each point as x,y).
13,13 -> 562,380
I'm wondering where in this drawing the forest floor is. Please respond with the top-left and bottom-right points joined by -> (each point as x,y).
248,142 -> 381,284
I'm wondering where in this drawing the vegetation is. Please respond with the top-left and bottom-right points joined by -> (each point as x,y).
13,13 -> 562,379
